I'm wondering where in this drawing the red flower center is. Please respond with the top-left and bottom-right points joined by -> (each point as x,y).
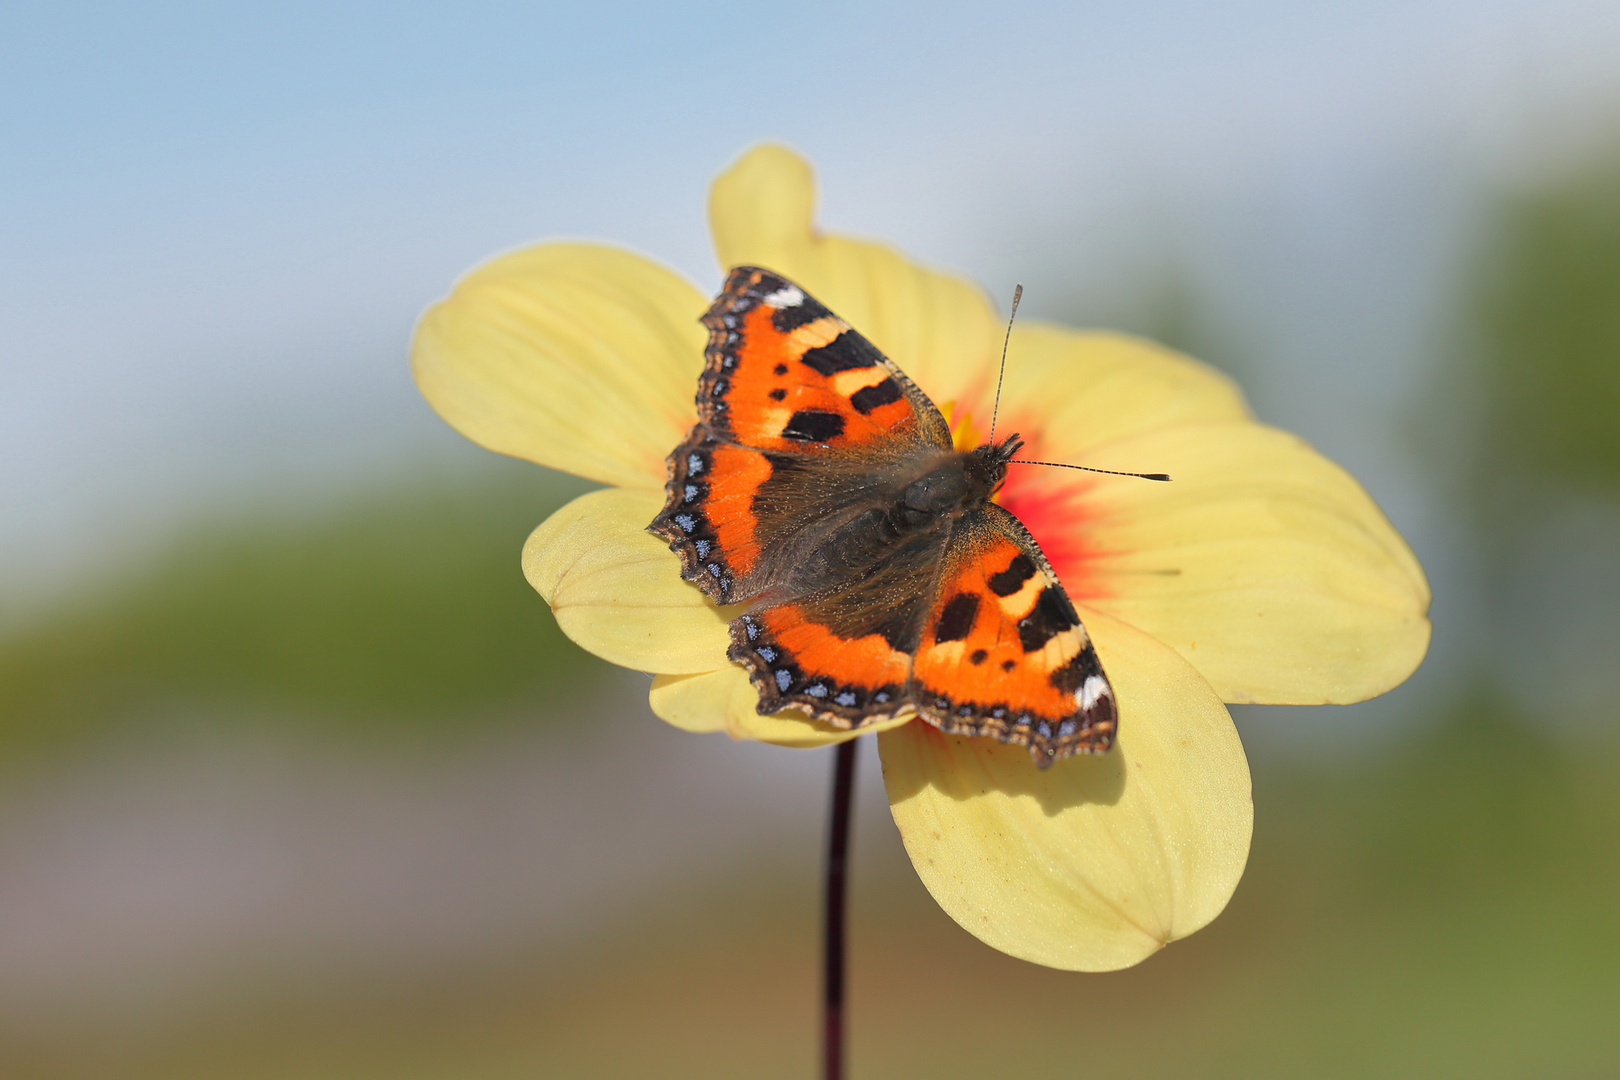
949,403 -> 1117,606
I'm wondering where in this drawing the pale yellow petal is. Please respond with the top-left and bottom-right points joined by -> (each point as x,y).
647,669 -> 732,734
988,324 -> 1253,458
1037,422 -> 1430,704
651,667 -> 913,746
521,487 -> 735,674
708,144 -> 1000,408
413,243 -> 706,488
879,608 -> 1251,971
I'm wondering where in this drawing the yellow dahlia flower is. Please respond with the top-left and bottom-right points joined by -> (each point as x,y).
411,145 -> 1430,972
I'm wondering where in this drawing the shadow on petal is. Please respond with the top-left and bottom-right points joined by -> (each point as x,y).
878,610 -> 1251,970
882,722 -> 1127,815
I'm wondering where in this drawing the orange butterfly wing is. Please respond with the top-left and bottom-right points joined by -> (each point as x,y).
909,505 -> 1116,763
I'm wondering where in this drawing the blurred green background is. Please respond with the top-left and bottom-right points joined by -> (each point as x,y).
3,4 -> 1619,1078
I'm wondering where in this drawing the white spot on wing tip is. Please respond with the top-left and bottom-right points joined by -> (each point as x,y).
761,285 -> 804,308
1078,675 -> 1110,711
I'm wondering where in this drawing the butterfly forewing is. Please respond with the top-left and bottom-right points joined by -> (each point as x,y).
694,267 -> 951,453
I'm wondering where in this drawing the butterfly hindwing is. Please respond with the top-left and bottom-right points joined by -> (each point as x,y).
697,267 -> 951,454
730,605 -> 914,726
911,504 -> 1117,763
727,524 -> 945,725
726,503 -> 1115,766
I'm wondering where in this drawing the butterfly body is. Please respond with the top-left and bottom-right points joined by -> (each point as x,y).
650,267 -> 1116,766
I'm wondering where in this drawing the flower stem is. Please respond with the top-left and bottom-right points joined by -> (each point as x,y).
822,737 -> 857,1080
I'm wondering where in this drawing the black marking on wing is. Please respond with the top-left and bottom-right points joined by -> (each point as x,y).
849,378 -> 903,414
782,409 -> 845,443
934,593 -> 980,643
800,330 -> 885,375
1050,644 -> 1105,696
987,553 -> 1037,597
1017,588 -> 1075,652
770,295 -> 832,331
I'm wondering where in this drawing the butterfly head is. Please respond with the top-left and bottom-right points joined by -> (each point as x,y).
963,433 -> 1025,499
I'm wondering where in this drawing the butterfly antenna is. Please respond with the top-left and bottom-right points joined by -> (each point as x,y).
990,285 -> 1167,482
1010,459 -> 1172,481
988,283 -> 1022,442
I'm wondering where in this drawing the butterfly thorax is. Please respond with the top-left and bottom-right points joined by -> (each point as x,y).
785,434 -> 1027,596
894,435 -> 1023,529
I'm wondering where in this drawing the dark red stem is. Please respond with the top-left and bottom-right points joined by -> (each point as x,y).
822,737 -> 857,1080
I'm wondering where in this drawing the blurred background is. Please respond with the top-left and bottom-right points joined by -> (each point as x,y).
3,1 -> 1619,1076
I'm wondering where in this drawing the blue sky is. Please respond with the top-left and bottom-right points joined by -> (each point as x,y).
3,0 -> 1619,610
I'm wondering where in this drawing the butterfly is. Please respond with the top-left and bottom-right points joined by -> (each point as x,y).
649,267 -> 1116,767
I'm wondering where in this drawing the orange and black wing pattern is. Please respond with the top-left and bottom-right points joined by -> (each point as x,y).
909,504 -> 1116,764
727,524 -> 945,727
693,267 -> 950,453
648,432 -> 772,605
727,502 -> 1115,767
650,267 -> 948,605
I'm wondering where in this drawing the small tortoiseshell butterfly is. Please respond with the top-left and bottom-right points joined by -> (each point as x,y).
649,267 -> 1116,767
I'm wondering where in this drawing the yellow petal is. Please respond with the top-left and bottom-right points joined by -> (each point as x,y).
650,667 -> 912,746
413,243 -> 706,488
646,668 -> 732,734
1049,422 -> 1431,704
879,608 -> 1251,971
991,324 -> 1253,456
708,144 -> 1000,408
521,486 -> 735,673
